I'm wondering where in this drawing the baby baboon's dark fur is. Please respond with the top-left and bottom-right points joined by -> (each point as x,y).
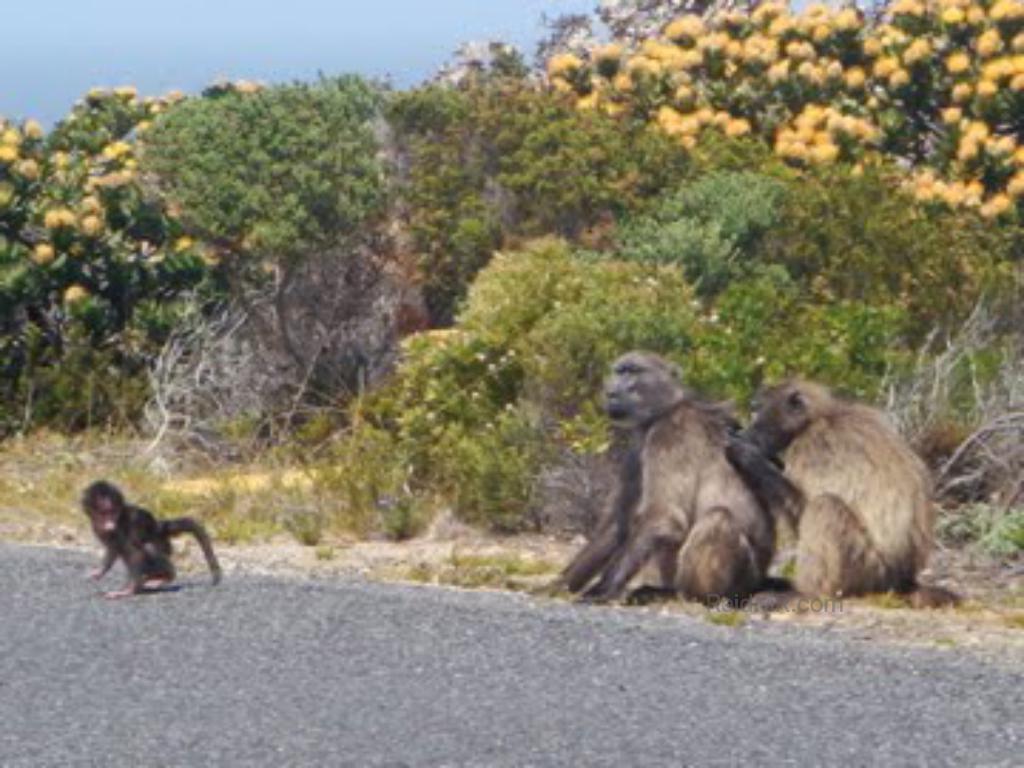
83,480 -> 221,599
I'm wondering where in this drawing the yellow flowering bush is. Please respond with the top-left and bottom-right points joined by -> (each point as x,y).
0,86 -> 214,432
547,0 -> 1024,218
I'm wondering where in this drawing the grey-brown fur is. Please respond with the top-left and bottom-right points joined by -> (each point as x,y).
558,351 -> 786,603
728,380 -> 956,606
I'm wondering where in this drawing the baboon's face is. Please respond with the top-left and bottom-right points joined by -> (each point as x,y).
603,352 -> 684,428
746,382 -> 812,456
83,483 -> 125,533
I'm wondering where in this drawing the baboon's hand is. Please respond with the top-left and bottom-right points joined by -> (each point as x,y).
726,433 -> 785,471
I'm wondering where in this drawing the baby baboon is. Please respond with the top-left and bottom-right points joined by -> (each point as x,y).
558,352 -> 795,604
727,380 -> 957,607
83,480 -> 221,599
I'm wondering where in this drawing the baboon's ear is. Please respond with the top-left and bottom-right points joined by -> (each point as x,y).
667,361 -> 684,382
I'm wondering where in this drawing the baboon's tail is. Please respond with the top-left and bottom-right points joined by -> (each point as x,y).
162,517 -> 222,585
905,583 -> 960,609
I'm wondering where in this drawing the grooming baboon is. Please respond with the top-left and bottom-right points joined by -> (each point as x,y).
83,480 -> 221,599
727,380 -> 958,607
558,352 -> 799,603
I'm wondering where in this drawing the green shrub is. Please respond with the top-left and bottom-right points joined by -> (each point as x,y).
658,171 -> 787,252
143,76 -> 386,263
2,332 -> 151,433
759,164 -> 1012,341
444,406 -> 551,532
458,239 -> 700,415
606,170 -> 786,296
317,421 -> 426,539
388,82 -> 689,322
605,217 -> 736,297
363,238 -> 700,530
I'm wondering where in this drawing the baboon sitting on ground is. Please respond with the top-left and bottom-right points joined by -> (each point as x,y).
558,352 -> 797,603
727,380 -> 957,607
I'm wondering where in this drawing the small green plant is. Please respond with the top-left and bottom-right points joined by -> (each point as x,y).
316,423 -> 418,537
212,516 -> 279,545
778,558 -> 797,581
401,563 -> 435,584
864,591 -> 910,610
938,505 -> 1024,557
706,610 -> 747,628
397,553 -> 556,590
282,506 -> 324,546
442,550 -> 558,589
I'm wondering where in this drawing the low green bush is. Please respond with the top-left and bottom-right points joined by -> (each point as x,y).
603,170 -> 786,296
365,238 -> 700,530
143,75 -> 386,264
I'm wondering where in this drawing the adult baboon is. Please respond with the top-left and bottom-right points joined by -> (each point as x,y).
727,380 -> 957,607
558,352 -> 798,603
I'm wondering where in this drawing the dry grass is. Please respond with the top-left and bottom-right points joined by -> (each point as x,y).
398,550 -> 559,591
862,591 -> 912,610
0,431 -> 408,547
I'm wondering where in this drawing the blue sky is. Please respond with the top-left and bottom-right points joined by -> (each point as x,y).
1,0 -> 594,124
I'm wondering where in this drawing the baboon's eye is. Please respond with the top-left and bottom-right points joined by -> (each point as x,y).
787,391 -> 805,410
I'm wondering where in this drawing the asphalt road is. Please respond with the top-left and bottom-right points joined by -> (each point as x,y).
1,543 -> 1021,767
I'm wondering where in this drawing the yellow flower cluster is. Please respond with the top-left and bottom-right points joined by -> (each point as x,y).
547,53 -> 583,79
63,285 -> 90,305
32,243 -> 56,266
79,214 -> 105,237
86,170 -> 135,189
43,208 -> 76,229
23,120 -> 43,140
14,159 -> 39,181
656,105 -> 751,148
909,122 -> 1024,214
0,125 -> 20,163
101,141 -> 133,161
233,80 -> 264,94
548,0 -> 1024,216
775,105 -> 879,165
